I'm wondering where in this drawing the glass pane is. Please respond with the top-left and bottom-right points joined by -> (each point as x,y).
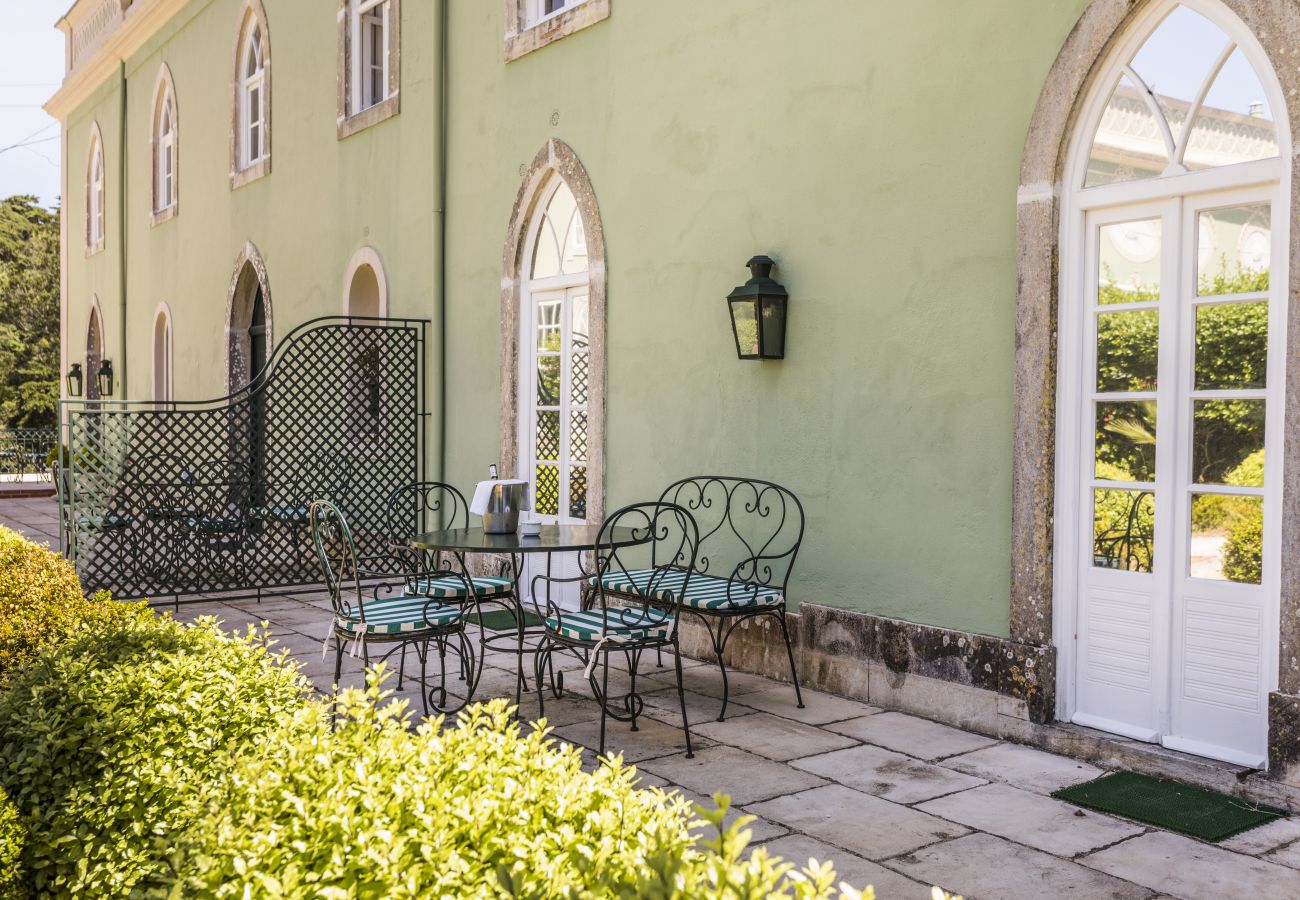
1086,75 -> 1169,188
1197,203 -> 1270,294
536,301 -> 561,350
535,355 -> 560,406
1096,309 -> 1158,392
1191,494 -> 1262,583
568,466 -> 587,520
570,292 -> 590,347
534,410 -> 560,462
560,209 -> 587,275
1130,6 -> 1230,144
1185,48 -> 1279,171
1095,400 -> 1157,481
570,411 -> 587,462
1098,219 -> 1161,304
1192,399 -> 1265,484
534,464 -> 559,517
1194,302 -> 1267,390
1093,488 -> 1155,572
730,300 -> 759,356
570,352 -> 588,406
530,220 -> 561,279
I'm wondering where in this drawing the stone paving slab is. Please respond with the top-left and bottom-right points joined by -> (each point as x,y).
749,784 -> 968,860
634,773 -> 791,845
638,746 -> 828,807
1264,839 -> 1300,870
792,742 -> 987,805
938,741 -> 1103,794
890,832 -> 1151,900
1081,831 -> 1300,900
827,711 -> 1000,761
1218,816 -> 1300,855
637,686 -> 758,727
737,685 -> 881,725
639,663 -> 775,699
552,713 -> 705,763
916,783 -> 1144,857
692,711 -> 858,762
757,834 -> 932,899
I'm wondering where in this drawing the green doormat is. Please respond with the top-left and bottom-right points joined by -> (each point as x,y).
469,610 -> 543,631
1052,771 -> 1287,841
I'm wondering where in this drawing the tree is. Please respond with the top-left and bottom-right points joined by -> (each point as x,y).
0,195 -> 60,428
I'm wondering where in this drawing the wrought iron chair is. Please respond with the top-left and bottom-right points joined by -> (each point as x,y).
531,501 -> 699,758
384,481 -> 515,689
253,450 -> 353,531
180,459 -> 253,585
594,476 -> 806,721
310,498 -> 475,715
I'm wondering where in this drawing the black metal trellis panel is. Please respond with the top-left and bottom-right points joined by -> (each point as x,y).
59,316 -> 428,601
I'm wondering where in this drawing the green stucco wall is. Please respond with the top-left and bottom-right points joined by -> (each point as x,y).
61,0 -> 1093,637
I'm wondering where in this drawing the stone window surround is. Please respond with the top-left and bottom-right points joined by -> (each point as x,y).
152,300 -> 173,404
499,138 -> 607,526
225,240 -> 273,395
229,0 -> 271,191
336,0 -> 400,140
148,63 -> 178,228
1013,0 -> 1300,777
341,245 -> 389,317
502,0 -> 609,63
85,121 -> 105,256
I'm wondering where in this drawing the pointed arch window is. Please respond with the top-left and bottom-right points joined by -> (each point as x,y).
86,129 -> 105,254
231,2 -> 271,188
1085,4 -> 1279,188
151,68 -> 179,223
241,26 -> 266,168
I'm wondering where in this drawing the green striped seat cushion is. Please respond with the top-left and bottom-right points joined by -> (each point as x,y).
410,575 -> 513,599
545,607 -> 674,643
595,568 -> 783,611
335,594 -> 463,636
78,513 -> 131,530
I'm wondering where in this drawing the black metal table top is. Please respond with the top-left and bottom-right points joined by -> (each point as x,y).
409,524 -> 646,554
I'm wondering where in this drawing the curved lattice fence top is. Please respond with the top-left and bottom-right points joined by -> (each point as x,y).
60,316 -> 428,601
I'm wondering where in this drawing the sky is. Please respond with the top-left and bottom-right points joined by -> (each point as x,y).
0,3 -> 64,209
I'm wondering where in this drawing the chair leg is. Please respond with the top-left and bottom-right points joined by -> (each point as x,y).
333,633 -> 344,686
776,607 -> 805,709
397,643 -> 407,691
673,640 -> 694,759
598,651 -> 610,758
627,648 -> 640,733
704,616 -> 732,722
418,640 -> 430,716
533,639 -> 548,720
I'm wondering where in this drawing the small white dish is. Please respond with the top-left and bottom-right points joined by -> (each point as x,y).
518,521 -> 542,537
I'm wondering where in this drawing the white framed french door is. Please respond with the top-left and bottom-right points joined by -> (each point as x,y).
1067,184 -> 1283,767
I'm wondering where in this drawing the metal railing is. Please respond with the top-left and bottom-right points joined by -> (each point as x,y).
0,428 -> 56,482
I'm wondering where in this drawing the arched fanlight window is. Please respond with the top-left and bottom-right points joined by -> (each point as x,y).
530,181 -> 588,279
240,24 -> 267,169
1085,4 -> 1279,188
151,67 -> 178,219
86,127 -> 105,252
153,304 -> 173,405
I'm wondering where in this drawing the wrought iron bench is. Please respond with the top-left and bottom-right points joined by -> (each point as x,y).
592,476 -> 806,720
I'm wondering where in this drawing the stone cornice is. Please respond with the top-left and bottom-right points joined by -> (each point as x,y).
45,0 -> 189,122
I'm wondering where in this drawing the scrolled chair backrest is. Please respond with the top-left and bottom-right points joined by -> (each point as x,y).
182,457 -> 251,518
309,498 -> 364,622
586,501 -> 699,635
658,476 -> 805,591
383,481 -> 470,573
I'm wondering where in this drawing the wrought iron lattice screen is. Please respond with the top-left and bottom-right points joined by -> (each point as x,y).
60,317 -> 428,601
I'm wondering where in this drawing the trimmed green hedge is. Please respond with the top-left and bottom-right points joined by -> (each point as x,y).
0,616 -> 308,897
0,786 -> 27,900
0,525 -> 148,686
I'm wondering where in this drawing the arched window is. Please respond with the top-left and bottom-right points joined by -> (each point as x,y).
153,304 -> 172,405
86,126 -> 105,253
151,66 -> 179,221
1059,1 -> 1287,767
85,299 -> 104,402
343,246 -> 388,318
232,1 -> 270,184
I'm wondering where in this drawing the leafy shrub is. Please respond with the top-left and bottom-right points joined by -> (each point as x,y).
174,676 -> 869,899
1224,515 -> 1263,585
0,616 -> 309,897
0,786 -> 28,900
0,525 -> 148,686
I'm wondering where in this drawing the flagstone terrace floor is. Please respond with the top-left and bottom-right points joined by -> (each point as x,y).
6,495 -> 1300,899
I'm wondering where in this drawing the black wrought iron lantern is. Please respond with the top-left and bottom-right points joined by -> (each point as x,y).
96,359 -> 114,397
726,255 -> 788,360
66,363 -> 84,398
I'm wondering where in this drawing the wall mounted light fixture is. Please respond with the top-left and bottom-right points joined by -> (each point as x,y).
726,255 -> 788,360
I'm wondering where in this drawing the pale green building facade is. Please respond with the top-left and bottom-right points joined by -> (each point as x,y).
46,0 -> 1300,793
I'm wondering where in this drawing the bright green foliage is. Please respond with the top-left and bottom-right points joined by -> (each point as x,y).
1224,515 -> 1263,585
1092,462 -> 1154,572
0,616 -> 309,897
1191,450 -> 1264,531
176,675 -> 870,900
0,525 -> 148,686
0,786 -> 28,900
0,196 -> 59,428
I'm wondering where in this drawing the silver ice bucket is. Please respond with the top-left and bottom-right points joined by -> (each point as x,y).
483,481 -> 529,534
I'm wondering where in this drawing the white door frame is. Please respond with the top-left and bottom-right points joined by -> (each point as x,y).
1053,0 -> 1290,765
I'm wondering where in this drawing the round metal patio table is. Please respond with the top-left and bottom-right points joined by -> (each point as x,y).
408,524 -> 648,710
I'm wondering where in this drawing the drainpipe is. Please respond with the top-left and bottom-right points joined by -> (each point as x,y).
117,60 -> 128,399
435,0 -> 448,480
